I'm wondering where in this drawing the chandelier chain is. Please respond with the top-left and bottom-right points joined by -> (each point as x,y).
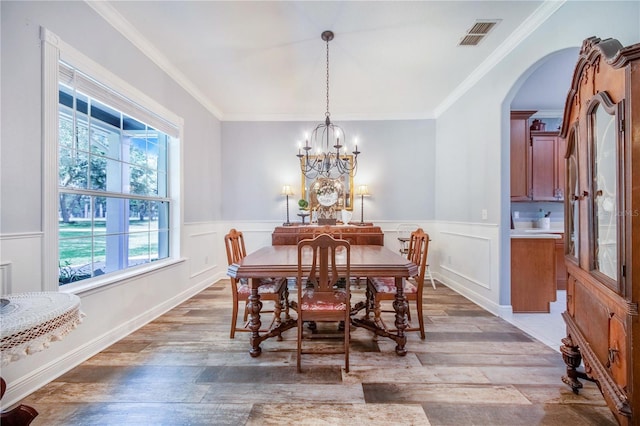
325,36 -> 330,118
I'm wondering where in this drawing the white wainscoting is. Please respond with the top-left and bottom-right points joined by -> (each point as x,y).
0,232 -> 43,294
428,221 -> 503,315
185,224 -> 219,279
1,222 -> 226,408
0,261 -> 12,295
438,231 -> 492,290
0,219 -> 508,407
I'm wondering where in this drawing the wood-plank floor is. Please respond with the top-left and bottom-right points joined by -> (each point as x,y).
22,280 -> 615,425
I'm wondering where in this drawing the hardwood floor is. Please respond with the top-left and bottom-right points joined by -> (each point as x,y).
23,280 -> 615,425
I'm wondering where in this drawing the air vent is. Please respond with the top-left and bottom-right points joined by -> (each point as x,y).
459,35 -> 484,46
458,19 -> 500,46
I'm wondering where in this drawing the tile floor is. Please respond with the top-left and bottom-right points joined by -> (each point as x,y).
504,290 -> 567,352
21,282 -> 615,425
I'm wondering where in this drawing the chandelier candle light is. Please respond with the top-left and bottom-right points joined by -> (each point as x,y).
297,30 -> 360,180
281,185 -> 294,226
356,184 -> 370,225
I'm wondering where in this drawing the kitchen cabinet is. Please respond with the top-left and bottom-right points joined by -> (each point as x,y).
510,111 -> 536,200
531,131 -> 566,201
511,236 -> 558,312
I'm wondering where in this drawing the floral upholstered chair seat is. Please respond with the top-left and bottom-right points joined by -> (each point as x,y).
237,278 -> 283,295
300,288 -> 347,311
368,277 -> 418,294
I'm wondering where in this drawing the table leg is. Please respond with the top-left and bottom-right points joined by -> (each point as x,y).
247,279 -> 263,357
1,378 -> 38,426
392,276 -> 408,356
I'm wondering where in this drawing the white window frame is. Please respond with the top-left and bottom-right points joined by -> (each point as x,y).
41,27 -> 184,293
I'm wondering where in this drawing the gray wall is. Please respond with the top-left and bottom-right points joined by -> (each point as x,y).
511,47 -> 578,112
436,0 -> 640,225
0,1 -> 225,404
0,0 -> 222,233
435,0 -> 639,306
221,119 -> 436,222
1,0 -> 639,406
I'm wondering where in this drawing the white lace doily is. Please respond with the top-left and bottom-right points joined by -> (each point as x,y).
0,292 -> 84,367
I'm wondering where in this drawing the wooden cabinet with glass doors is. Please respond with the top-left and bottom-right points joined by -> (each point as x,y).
559,37 -> 640,425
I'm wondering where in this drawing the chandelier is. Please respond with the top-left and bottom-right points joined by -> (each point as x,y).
297,30 -> 360,180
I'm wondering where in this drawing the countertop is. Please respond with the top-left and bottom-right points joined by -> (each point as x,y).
510,229 -> 562,239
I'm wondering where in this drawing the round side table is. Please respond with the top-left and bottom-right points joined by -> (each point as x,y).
1,292 -> 84,425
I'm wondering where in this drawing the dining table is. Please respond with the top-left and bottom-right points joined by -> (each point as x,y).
227,244 -> 418,357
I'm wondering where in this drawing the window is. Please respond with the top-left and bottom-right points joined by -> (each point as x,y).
42,27 -> 182,290
57,64 -> 174,286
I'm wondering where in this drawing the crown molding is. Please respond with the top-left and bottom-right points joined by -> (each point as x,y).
85,1 -> 224,120
87,0 -> 564,123
434,0 -> 566,118
221,111 -> 436,122
532,109 -> 564,118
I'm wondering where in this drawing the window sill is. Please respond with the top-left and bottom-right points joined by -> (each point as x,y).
60,257 -> 186,297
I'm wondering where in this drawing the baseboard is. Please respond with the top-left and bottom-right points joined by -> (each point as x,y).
432,271 -> 503,316
2,276 -> 216,407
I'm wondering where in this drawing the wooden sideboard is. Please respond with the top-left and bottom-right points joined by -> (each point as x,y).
272,224 -> 384,246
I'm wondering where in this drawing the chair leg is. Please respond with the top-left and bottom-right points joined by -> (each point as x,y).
273,298 -> 282,326
230,298 -> 239,339
364,286 -> 372,319
344,313 -> 350,373
271,297 -> 283,341
297,317 -> 303,373
283,286 -> 291,320
373,297 -> 384,328
427,267 -> 436,289
417,297 -> 425,340
243,301 -> 249,322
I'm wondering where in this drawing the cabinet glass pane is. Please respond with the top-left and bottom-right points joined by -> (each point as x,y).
567,130 -> 578,259
591,104 -> 617,281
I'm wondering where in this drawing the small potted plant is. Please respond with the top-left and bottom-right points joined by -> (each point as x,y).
297,199 -> 310,224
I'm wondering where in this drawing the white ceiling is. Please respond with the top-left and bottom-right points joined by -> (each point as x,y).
90,1 -> 564,121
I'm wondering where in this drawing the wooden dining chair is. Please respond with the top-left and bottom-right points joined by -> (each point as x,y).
311,225 -> 360,290
296,234 -> 351,373
366,228 -> 429,339
224,228 -> 289,339
398,224 -> 435,289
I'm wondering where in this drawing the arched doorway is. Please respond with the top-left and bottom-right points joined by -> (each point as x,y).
501,47 -> 577,348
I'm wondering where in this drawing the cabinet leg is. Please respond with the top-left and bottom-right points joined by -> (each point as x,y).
560,336 -> 583,394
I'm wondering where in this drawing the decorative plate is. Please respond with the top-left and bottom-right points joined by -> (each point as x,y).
317,188 -> 339,206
